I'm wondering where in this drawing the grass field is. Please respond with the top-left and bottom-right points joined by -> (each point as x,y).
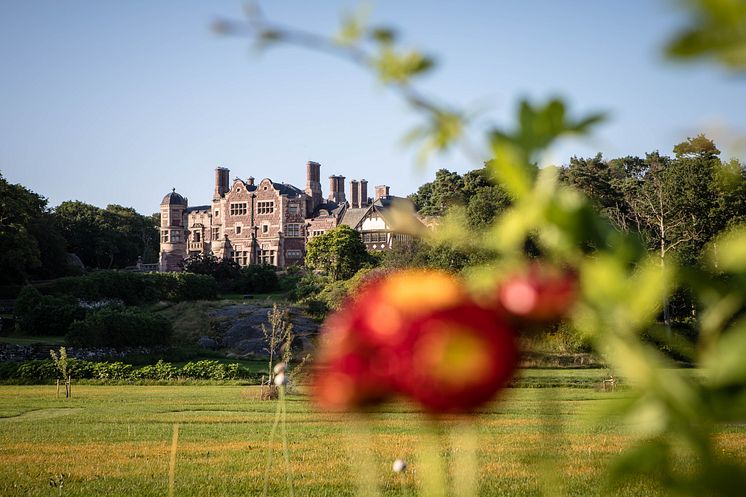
1,371 -> 744,496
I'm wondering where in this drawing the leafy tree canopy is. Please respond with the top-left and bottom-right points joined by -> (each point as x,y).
305,225 -> 370,280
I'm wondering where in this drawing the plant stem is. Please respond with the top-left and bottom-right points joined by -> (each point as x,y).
168,423 -> 179,497
451,420 -> 478,497
280,385 -> 295,497
262,394 -> 283,497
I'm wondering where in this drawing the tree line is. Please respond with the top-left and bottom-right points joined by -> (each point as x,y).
406,135 -> 745,269
0,172 -> 159,285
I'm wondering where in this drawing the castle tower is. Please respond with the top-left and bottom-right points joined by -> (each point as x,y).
159,188 -> 188,272
305,161 -> 323,213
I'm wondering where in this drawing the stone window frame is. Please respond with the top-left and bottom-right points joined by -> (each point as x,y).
230,202 -> 248,216
286,249 -> 303,259
235,225 -> 243,235
170,230 -> 182,243
261,221 -> 270,235
288,203 -> 299,216
312,229 -> 325,237
286,223 -> 302,238
212,227 -> 220,240
257,200 -> 274,214
161,230 -> 169,243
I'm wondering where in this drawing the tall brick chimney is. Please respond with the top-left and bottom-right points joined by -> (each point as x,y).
359,179 -> 368,207
214,167 -> 230,199
374,185 -> 390,201
305,161 -> 322,211
350,180 -> 360,208
328,175 -> 346,203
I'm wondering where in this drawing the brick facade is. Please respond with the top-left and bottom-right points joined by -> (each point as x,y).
160,162 -> 355,271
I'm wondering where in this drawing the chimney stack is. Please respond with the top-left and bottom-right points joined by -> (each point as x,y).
328,175 -> 346,203
350,180 -> 360,208
359,179 -> 368,207
374,185 -> 390,201
305,161 -> 322,211
214,167 -> 230,198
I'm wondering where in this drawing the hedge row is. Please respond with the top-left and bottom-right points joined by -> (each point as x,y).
37,270 -> 218,305
66,307 -> 172,347
0,359 -> 257,382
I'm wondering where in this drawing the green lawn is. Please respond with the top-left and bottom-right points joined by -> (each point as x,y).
0,374 -> 743,496
0,335 -> 65,346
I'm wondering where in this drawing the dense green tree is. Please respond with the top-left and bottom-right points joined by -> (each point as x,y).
408,168 -> 465,216
180,253 -> 241,282
54,201 -> 158,269
409,165 -> 510,229
305,225 -> 370,280
0,173 -> 71,284
561,137 -> 746,267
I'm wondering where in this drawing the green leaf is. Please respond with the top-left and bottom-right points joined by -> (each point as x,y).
607,438 -> 671,485
702,317 -> 746,387
488,138 -> 535,199
710,224 -> 746,272
666,0 -> 746,70
369,27 -> 397,44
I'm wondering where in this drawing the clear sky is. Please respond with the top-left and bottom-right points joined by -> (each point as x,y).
1,1 -> 744,215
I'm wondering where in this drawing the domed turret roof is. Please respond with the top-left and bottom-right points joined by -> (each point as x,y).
161,188 -> 186,206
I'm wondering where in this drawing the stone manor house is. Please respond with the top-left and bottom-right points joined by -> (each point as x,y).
159,161 -> 420,271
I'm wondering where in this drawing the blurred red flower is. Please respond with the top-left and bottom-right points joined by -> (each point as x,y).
496,264 -> 577,323
312,269 -> 519,413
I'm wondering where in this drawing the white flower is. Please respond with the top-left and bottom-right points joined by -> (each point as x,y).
273,362 -> 287,375
274,373 -> 287,386
392,459 -> 407,473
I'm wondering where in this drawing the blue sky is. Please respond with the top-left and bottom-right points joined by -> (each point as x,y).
1,1 -> 744,214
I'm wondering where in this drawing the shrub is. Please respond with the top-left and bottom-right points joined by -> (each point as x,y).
92,361 -> 134,380
131,360 -> 177,380
179,253 -> 241,282
40,271 -> 161,305
147,272 -> 218,301
179,360 -> 240,380
234,264 -> 279,293
14,286 -> 85,336
0,359 -> 254,382
16,360 -> 58,380
66,307 -> 172,347
38,270 -> 217,304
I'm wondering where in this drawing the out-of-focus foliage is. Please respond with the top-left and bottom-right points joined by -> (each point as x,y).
221,2 -> 746,495
667,0 -> 746,70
